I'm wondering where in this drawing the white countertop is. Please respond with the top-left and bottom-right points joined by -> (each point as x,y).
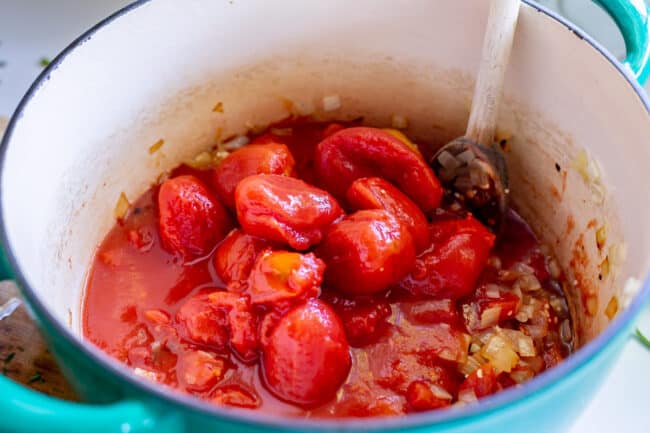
1,1 -> 649,432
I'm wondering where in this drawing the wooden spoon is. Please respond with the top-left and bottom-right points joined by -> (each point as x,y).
431,0 -> 520,230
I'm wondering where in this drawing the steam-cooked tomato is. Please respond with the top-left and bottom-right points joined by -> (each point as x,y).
315,127 -> 442,212
235,174 -> 343,250
213,229 -> 273,291
396,215 -> 495,299
323,293 -> 392,347
317,210 -> 415,295
346,177 -> 430,252
246,250 -> 324,308
262,299 -> 351,407
158,175 -> 232,257
211,143 -> 295,208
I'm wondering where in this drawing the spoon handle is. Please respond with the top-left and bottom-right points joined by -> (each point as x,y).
465,0 -> 521,146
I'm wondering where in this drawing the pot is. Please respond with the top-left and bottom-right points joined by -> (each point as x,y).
1,0 -> 650,432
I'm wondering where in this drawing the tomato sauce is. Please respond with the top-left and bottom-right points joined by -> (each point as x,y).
83,122 -> 573,416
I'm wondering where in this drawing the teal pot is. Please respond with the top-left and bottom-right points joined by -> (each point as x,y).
1,0 -> 650,432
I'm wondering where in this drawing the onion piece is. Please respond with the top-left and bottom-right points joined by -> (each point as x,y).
480,306 -> 502,329
480,334 -> 519,374
485,284 -> 501,299
322,94 -> 341,111
222,135 -> 250,150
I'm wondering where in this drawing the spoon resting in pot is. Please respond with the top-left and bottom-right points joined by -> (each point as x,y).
430,0 -> 520,230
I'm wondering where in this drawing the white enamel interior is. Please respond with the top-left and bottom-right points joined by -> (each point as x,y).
2,0 -> 650,347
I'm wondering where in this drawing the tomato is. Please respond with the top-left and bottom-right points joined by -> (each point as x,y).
158,175 -> 232,257
461,285 -> 521,332
175,293 -> 229,349
177,350 -> 227,392
314,127 -> 443,212
459,364 -> 497,399
399,322 -> 471,365
246,250 -> 324,308
213,229 -> 273,291
212,385 -> 261,409
208,291 -> 258,362
401,299 -> 459,325
346,177 -> 430,252
396,215 -> 495,299
405,380 -> 452,412
235,174 -> 344,250
211,143 -> 295,208
323,294 -> 392,347
262,299 -> 351,407
317,210 -> 415,295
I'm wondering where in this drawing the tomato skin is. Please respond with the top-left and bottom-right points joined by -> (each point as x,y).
246,250 -> 324,308
401,298 -> 459,325
262,299 -> 351,407
323,294 -> 392,347
177,350 -> 227,392
211,143 -> 295,208
346,177 -> 430,252
405,380 -> 452,412
317,210 -> 416,295
158,175 -> 232,257
315,127 -> 442,212
213,229 -> 273,291
176,293 -> 229,349
459,364 -> 497,398
396,215 -> 495,299
235,174 -> 344,250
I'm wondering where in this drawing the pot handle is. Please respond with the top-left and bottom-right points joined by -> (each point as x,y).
0,373 -> 182,433
593,0 -> 650,84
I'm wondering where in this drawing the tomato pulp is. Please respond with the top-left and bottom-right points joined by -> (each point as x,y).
84,122 -> 573,416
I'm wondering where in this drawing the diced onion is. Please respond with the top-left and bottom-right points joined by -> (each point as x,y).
429,384 -> 453,400
480,306 -> 502,329
437,150 -> 461,171
510,368 -> 534,384
458,388 -> 478,404
605,296 -> 618,320
596,225 -> 607,250
114,192 -> 130,220
515,274 -> 541,292
223,135 -> 249,150
499,328 -> 536,357
458,352 -> 486,376
322,94 -> 341,111
456,149 -> 476,164
133,367 -> 163,382
485,284 -> 501,299
481,335 -> 519,374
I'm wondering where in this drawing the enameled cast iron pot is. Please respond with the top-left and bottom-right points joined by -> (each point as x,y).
1,1 -> 650,432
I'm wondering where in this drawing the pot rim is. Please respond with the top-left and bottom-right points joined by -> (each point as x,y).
1,0 -> 649,430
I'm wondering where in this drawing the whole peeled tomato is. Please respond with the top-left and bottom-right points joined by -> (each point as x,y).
261,299 -> 351,407
346,177 -> 430,252
318,209 -> 416,295
158,175 -> 232,257
315,127 -> 442,212
213,229 -> 274,290
211,143 -> 295,208
396,215 -> 495,299
235,174 -> 343,250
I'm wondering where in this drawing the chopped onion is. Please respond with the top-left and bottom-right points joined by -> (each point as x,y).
133,367 -> 163,382
499,328 -> 536,357
515,274 -> 541,292
114,192 -> 130,220
458,388 -> 478,404
481,335 -> 519,374
480,306 -> 502,329
510,368 -> 534,384
322,94 -> 341,111
596,225 -> 607,250
185,151 -> 213,169
458,352 -> 486,376
511,262 -> 535,276
605,296 -> 618,320
437,150 -> 461,171
223,135 -> 249,150
468,159 -> 491,190
429,384 -> 453,400
485,284 -> 501,299
548,258 -> 562,279
456,149 -> 476,164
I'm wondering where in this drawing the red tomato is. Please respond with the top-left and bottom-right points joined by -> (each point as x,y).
235,174 -> 344,250
177,350 -> 227,392
396,215 -> 495,299
405,380 -> 452,412
317,210 -> 415,295
401,299 -> 459,325
158,175 -> 232,257
212,385 -> 261,409
246,250 -> 324,307
211,143 -> 295,208
459,364 -> 497,399
346,177 -> 430,252
208,291 -> 258,362
400,322 -> 471,365
213,229 -> 273,290
315,127 -> 443,212
261,299 -> 351,407
175,293 -> 229,349
323,294 -> 392,347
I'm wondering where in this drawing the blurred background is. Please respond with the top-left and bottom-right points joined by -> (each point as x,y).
0,1 -> 648,432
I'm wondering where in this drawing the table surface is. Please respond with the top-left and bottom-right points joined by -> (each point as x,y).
1,1 -> 650,432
